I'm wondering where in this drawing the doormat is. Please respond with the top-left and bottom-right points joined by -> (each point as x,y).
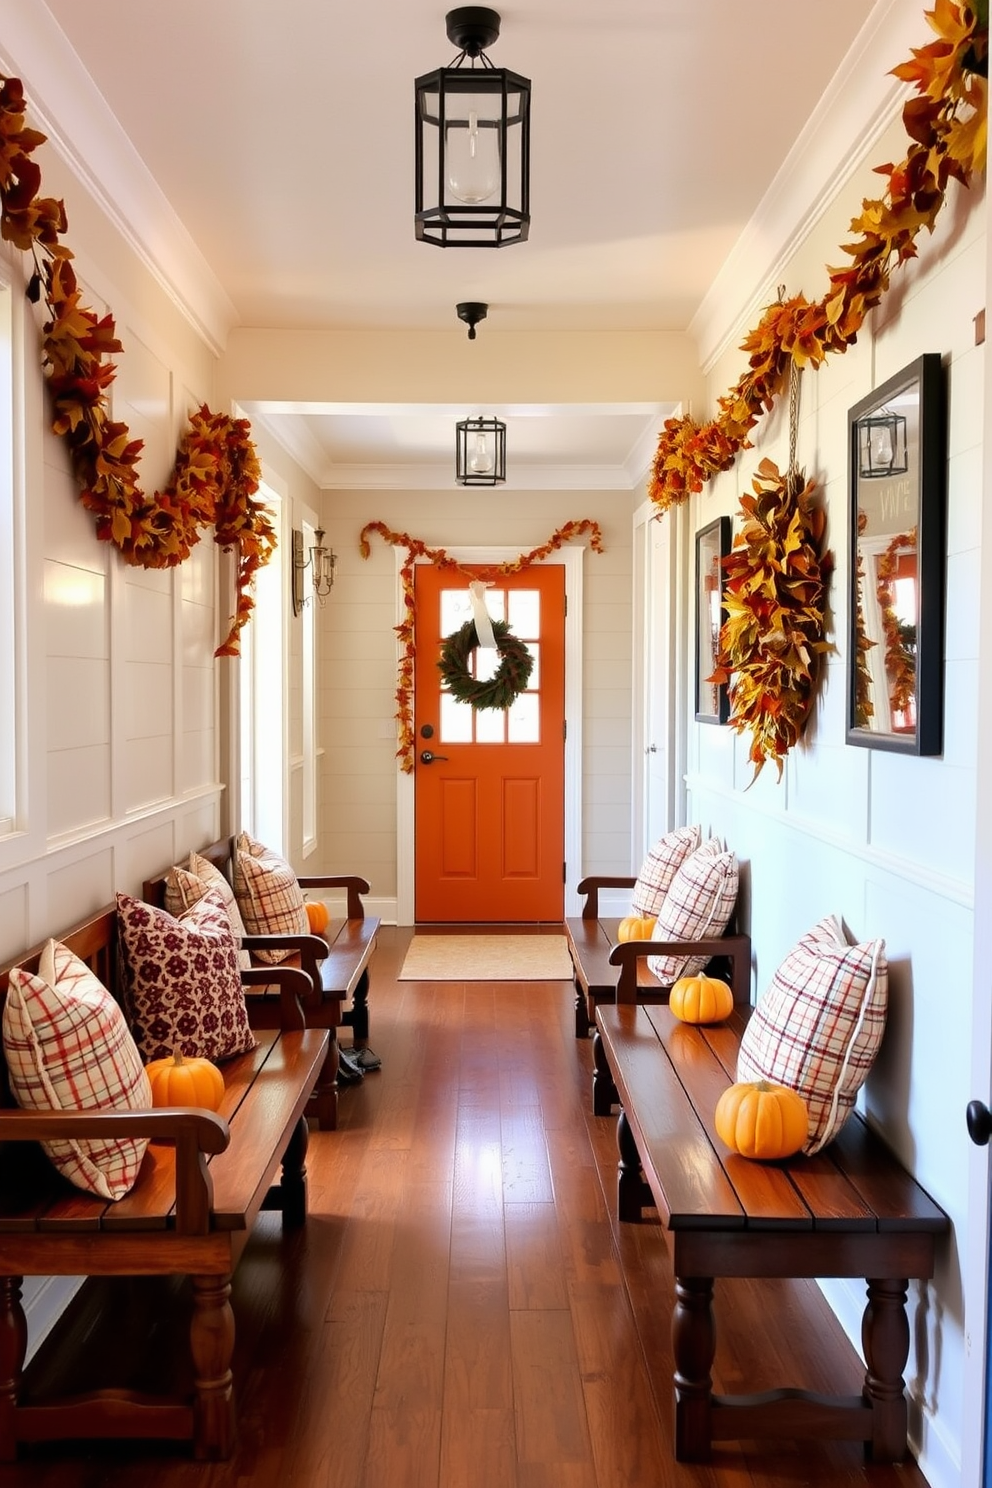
398,934 -> 573,982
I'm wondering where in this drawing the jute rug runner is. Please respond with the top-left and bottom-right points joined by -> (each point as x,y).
398,934 -> 573,982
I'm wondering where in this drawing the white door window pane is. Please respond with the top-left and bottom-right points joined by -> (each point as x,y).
507,692 -> 540,743
508,589 -> 540,638
475,707 -> 505,744
440,691 -> 474,743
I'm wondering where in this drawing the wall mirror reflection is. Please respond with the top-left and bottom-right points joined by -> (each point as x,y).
695,516 -> 731,724
847,353 -> 945,755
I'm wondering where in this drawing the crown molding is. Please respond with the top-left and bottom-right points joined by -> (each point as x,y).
0,5 -> 238,356
690,0 -> 919,373
320,462 -> 640,492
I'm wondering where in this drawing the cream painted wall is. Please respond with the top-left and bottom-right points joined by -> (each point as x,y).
312,488 -> 635,917
682,125 -> 987,1488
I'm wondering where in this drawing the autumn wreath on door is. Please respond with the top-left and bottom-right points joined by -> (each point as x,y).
359,520 -> 605,771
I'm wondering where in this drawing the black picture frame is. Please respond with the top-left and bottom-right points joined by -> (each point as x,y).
695,516 -> 731,724
846,353 -> 946,755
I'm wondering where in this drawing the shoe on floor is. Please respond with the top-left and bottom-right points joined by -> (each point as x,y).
344,1045 -> 382,1071
337,1046 -> 365,1084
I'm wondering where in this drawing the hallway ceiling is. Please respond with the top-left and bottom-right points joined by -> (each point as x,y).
21,1 -> 884,490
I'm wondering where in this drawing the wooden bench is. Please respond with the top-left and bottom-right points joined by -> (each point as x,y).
0,906 -> 328,1461
143,836 -> 380,1133
565,873 -> 752,1045
594,996 -> 949,1465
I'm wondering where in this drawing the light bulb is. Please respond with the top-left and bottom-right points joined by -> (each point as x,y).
446,110 -> 500,204
469,433 -> 493,474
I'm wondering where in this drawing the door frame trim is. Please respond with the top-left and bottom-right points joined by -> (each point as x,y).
396,545 -> 584,926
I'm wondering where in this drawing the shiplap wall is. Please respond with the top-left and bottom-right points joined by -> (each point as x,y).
686,114 -> 986,1488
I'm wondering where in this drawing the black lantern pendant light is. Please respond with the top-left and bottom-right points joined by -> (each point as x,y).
415,7 -> 531,248
456,416 -> 507,485
858,411 -> 909,478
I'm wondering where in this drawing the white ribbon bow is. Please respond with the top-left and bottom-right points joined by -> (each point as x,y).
469,580 -> 497,650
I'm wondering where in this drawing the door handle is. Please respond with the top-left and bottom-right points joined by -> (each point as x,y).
420,750 -> 449,764
967,1100 -> 992,1145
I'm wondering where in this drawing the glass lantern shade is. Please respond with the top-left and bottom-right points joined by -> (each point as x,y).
455,417 -> 506,485
858,411 -> 909,478
415,65 -> 530,247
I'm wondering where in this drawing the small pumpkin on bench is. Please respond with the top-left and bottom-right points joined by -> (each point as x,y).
617,915 -> 656,942
670,971 -> 734,1025
146,1052 -> 225,1112
715,1079 -> 809,1161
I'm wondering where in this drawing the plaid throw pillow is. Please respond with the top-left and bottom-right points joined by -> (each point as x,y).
164,852 -> 252,970
3,940 -> 152,1201
736,915 -> 888,1155
631,825 -> 701,918
646,845 -> 738,985
231,832 -> 309,965
117,890 -> 257,1063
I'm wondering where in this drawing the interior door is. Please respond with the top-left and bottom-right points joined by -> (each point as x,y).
414,563 -> 565,922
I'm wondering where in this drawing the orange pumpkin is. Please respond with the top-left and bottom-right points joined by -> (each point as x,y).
305,899 -> 330,934
714,1080 -> 809,1161
617,915 -> 656,942
145,1052 -> 225,1112
670,972 -> 734,1025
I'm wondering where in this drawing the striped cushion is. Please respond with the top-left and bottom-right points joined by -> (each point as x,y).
231,833 -> 309,965
3,940 -> 151,1200
736,915 -> 888,1155
631,825 -> 701,918
164,852 -> 252,970
646,846 -> 738,985
117,890 -> 257,1063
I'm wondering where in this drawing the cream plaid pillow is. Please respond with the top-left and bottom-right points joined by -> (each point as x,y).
646,846 -> 738,985
165,852 -> 251,970
3,940 -> 151,1200
631,825 -> 701,918
231,832 -> 309,964
736,915 -> 888,1155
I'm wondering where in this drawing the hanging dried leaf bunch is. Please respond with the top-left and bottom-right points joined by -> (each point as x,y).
710,459 -> 832,781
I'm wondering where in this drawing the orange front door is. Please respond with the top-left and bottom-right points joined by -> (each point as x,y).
414,563 -> 566,922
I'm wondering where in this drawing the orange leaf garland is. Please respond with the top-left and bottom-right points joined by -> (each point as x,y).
0,72 -> 274,656
648,1 -> 987,515
360,521 -> 606,772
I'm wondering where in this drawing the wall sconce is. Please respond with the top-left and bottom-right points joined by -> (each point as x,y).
858,411 -> 909,478
455,415 -> 506,485
292,527 -> 337,614
415,7 -> 531,248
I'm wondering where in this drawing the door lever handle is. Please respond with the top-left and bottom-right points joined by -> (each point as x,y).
420,750 -> 449,764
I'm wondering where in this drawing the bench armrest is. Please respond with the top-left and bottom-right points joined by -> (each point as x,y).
242,933 -> 329,994
608,933 -> 752,1005
241,964 -> 314,1028
575,876 -> 637,920
0,1108 -> 229,1235
297,875 -> 370,920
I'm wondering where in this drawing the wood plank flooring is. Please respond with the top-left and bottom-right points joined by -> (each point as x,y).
7,926 -> 931,1487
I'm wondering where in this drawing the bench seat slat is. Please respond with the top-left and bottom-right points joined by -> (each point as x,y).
826,1111 -> 949,1232
596,1005 -> 744,1229
320,919 -> 377,1001
644,1006 -> 813,1229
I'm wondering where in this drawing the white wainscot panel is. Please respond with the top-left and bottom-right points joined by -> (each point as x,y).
946,442 -> 982,557
124,661 -> 174,740
182,665 -> 216,734
0,881 -> 30,963
789,740 -> 869,840
181,597 -> 217,664
181,542 -> 217,608
113,332 -> 173,489
181,730 -> 217,794
869,753 -> 975,879
47,746 -> 111,838
947,341 -> 985,461
47,850 -> 115,929
944,546 -> 981,663
44,466 -> 110,571
120,819 -> 184,895
695,721 -> 736,783
942,658 -> 979,771
47,658 -> 109,750
123,735 -> 173,812
44,563 -> 107,659
124,579 -> 173,665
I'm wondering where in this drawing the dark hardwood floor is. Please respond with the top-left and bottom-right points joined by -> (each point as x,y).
3,925 -> 932,1488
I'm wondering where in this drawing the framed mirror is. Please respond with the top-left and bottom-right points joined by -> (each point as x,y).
847,353 -> 945,754
695,516 -> 731,724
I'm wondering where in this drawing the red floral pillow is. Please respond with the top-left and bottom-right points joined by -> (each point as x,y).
117,890 -> 256,1063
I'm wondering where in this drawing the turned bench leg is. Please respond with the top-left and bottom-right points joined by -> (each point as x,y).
342,968 -> 371,1046
673,1275 -> 716,1462
574,982 -> 591,1039
191,1273 -> 236,1460
592,1029 -> 617,1115
617,1109 -> 650,1222
0,1277 -> 26,1460
281,1115 -> 310,1229
312,1037 -> 340,1132
862,1277 -> 910,1461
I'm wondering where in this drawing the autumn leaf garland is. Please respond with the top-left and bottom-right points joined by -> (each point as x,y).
648,0 -> 988,515
710,460 -> 832,781
0,74 -> 275,656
